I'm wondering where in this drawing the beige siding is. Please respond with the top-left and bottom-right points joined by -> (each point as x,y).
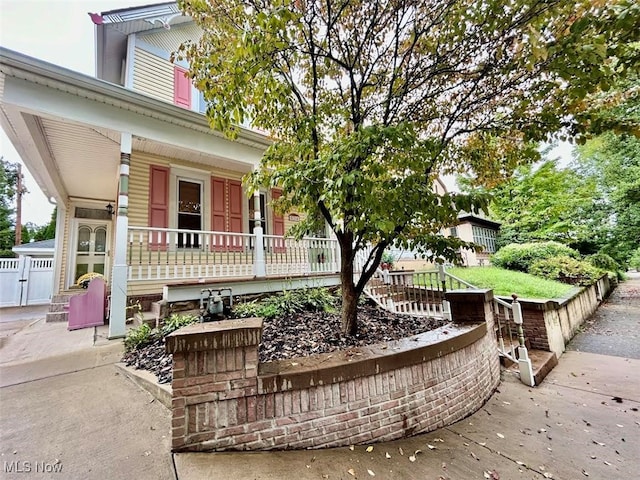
132,48 -> 174,103
128,281 -> 166,297
140,24 -> 202,55
129,151 -> 247,228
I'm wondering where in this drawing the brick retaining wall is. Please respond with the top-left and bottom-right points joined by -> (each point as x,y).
166,291 -> 500,452
518,275 -> 612,355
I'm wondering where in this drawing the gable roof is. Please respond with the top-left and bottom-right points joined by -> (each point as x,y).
94,1 -> 191,83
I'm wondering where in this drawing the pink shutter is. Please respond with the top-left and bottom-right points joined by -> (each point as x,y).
173,66 -> 191,108
211,177 -> 226,251
228,180 -> 244,251
271,189 -> 286,253
149,165 -> 169,250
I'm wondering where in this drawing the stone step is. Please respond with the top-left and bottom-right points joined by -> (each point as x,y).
48,302 -> 68,313
51,291 -> 83,304
505,348 -> 558,386
46,311 -> 68,323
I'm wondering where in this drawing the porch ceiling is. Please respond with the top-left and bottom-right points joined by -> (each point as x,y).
40,118 -> 121,202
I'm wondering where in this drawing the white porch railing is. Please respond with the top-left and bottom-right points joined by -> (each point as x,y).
126,226 -> 339,281
263,235 -> 339,276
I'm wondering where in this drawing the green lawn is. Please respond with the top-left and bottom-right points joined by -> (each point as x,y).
447,266 -> 575,300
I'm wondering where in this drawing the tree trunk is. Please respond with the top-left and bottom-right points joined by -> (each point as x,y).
339,241 -> 359,336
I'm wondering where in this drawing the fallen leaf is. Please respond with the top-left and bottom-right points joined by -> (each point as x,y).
479,442 -> 486,446
348,468 -> 356,477
471,452 -> 479,461
592,440 -> 605,446
616,424 -> 624,428
503,401 -> 511,405
516,461 -> 525,466
543,473 -> 554,478
367,469 -> 375,477
604,461 -> 611,466
349,445 -> 355,451
427,444 -> 436,450
398,447 -> 404,456
409,455 -> 416,462
385,452 -> 391,459
366,446 -> 374,453
582,469 -> 589,476
590,455 -> 596,459
497,433 -> 505,439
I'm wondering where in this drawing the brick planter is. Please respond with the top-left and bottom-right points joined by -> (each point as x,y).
166,291 -> 500,452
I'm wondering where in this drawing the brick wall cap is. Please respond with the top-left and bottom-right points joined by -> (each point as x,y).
445,289 -> 493,303
166,318 -> 263,353
258,322 -> 485,392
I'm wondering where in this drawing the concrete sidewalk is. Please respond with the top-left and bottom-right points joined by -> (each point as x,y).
0,274 -> 638,479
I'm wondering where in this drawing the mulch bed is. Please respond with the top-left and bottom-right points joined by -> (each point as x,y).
121,302 -> 448,384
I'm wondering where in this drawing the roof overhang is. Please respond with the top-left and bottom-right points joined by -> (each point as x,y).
1,48 -> 271,205
457,214 -> 502,229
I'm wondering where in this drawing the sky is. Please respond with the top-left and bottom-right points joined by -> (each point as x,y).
0,0 -> 576,225
0,0 -> 152,225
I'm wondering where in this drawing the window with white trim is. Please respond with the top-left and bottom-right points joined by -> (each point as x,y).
472,225 -> 497,253
177,179 -> 202,248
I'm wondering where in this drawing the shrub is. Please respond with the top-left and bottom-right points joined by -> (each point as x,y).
530,255 -> 604,286
124,323 -> 157,352
491,242 -> 580,272
630,248 -> 640,271
585,253 -> 619,272
232,288 -> 337,320
160,313 -> 198,337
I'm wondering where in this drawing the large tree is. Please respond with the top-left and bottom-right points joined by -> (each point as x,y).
575,133 -> 640,265
486,160 -> 608,251
0,157 -> 20,257
177,0 -> 639,335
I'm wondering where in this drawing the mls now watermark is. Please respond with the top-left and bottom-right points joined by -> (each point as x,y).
3,460 -> 63,474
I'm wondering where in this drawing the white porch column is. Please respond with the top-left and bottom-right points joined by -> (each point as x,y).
109,132 -> 131,339
253,190 -> 266,278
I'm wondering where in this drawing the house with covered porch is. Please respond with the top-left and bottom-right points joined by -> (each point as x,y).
0,2 -> 340,338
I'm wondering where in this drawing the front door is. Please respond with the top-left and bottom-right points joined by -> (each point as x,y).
73,221 -> 110,285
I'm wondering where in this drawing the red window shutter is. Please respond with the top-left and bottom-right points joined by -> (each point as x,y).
271,189 -> 286,252
149,165 -> 169,250
173,66 -> 191,108
211,177 -> 226,250
228,180 -> 244,251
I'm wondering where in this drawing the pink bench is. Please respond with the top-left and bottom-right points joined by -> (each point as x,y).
67,278 -> 106,331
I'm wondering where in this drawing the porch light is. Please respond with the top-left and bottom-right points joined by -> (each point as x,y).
105,203 -> 115,216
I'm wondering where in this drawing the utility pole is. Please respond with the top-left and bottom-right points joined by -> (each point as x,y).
15,164 -> 23,246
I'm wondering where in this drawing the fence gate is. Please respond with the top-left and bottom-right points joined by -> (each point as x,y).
0,256 -> 54,307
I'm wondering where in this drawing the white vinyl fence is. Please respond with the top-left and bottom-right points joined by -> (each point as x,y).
0,257 -> 54,307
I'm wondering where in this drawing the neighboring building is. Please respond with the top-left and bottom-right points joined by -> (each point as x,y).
12,239 -> 56,258
446,214 -> 501,267
0,2 -> 338,336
